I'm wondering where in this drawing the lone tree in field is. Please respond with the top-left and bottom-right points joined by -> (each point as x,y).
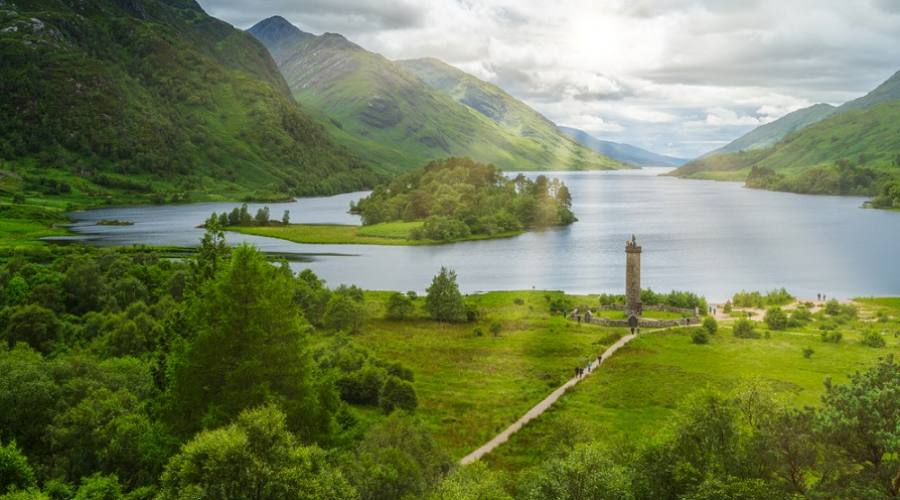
426,267 -> 467,323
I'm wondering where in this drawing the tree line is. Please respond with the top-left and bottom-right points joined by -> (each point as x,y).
206,204 -> 290,227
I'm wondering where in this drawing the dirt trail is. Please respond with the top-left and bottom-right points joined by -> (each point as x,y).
459,332 -> 638,465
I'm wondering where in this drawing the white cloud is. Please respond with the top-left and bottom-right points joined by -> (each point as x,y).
562,115 -> 625,134
690,107 -> 763,127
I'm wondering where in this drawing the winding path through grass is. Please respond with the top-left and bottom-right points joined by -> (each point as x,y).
459,332 -> 639,464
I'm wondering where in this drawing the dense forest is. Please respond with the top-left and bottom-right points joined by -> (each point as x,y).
0,229 -> 897,498
0,0 -> 381,203
744,159 -> 899,199
350,158 -> 576,241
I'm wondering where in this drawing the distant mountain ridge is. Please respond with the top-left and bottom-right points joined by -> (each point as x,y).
557,127 -> 687,167
700,70 -> 900,159
248,16 -> 627,173
836,69 -> 900,112
709,103 -> 837,155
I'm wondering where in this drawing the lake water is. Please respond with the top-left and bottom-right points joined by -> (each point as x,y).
61,168 -> 900,301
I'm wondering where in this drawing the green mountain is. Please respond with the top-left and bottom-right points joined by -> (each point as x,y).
396,58 -> 626,169
0,0 -> 380,204
699,70 -> 900,160
557,126 -> 687,167
248,17 -> 626,173
670,71 -> 900,206
836,69 -> 900,112
709,103 -> 836,155
246,15 -> 313,64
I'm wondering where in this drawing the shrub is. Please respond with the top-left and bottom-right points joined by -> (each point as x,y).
422,216 -> 471,241
733,319 -> 759,339
702,316 -> 718,335
0,440 -> 36,492
765,307 -> 788,330
860,330 -> 886,348
789,306 -> 812,326
2,304 -> 61,354
386,292 -> 414,320
820,330 -> 843,343
546,294 -> 573,316
336,364 -> 386,406
514,297 -> 525,305
323,294 -> 365,333
733,288 -> 794,308
379,376 -> 418,413
489,321 -> 502,337
465,303 -> 480,323
473,327 -> 484,337
425,267 -> 467,323
803,347 -> 814,359
723,301 -> 733,313
692,330 -> 709,344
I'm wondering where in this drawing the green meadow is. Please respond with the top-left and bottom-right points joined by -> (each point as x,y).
230,221 -> 523,246
486,319 -> 898,471
347,292 -> 899,467
353,291 -> 627,458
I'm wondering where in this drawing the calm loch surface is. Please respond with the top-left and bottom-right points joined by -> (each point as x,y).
64,168 -> 900,301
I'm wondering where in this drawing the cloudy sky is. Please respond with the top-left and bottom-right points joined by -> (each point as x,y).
197,0 -> 900,158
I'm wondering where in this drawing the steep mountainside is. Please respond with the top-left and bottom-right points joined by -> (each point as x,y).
246,15 -> 312,64
248,17 -> 625,172
836,69 -> 900,112
0,0 -> 380,203
558,126 -> 687,167
709,103 -> 836,155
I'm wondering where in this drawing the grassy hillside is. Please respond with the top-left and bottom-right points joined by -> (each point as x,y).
249,17 -> 626,173
558,126 -> 687,167
398,58 -> 625,170
0,0 -> 381,207
671,100 -> 900,206
710,103 -> 836,155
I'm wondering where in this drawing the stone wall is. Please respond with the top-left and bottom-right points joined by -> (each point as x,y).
589,316 -> 700,328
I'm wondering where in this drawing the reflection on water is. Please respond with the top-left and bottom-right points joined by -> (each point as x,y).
63,168 -> 900,301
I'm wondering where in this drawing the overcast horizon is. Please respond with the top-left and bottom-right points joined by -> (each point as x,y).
197,0 -> 900,159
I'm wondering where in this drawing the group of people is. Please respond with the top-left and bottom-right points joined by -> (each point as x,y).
707,305 -> 718,315
816,293 -> 828,302
574,354 -> 605,379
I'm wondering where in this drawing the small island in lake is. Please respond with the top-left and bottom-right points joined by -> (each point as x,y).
96,219 -> 135,226
221,157 -> 577,245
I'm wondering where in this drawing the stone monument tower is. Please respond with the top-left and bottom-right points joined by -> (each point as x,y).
625,234 -> 642,317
